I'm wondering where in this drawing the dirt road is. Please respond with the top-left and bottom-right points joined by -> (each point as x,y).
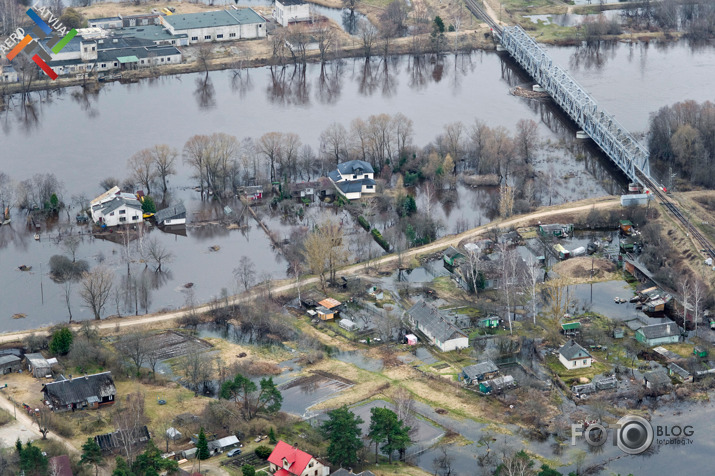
0,197 -> 619,344
0,393 -> 78,454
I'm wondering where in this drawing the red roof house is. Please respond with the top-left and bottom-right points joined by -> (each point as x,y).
267,441 -> 329,476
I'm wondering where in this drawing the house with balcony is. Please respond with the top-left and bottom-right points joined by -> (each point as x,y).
328,160 -> 376,200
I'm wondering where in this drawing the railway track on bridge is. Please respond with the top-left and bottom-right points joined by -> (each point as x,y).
462,3 -> 715,263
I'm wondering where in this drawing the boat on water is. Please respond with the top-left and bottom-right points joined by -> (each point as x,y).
34,233 -> 40,241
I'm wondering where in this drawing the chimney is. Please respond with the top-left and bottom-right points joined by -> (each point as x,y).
292,442 -> 298,449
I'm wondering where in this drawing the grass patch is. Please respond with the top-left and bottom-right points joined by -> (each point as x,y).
545,354 -> 610,385
0,408 -> 12,427
662,343 -> 695,358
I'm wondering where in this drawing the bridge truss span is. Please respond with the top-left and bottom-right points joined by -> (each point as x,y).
499,26 -> 651,184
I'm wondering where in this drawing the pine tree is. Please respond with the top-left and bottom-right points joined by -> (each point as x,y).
268,427 -> 277,444
80,437 -> 105,476
320,406 -> 364,468
197,428 -> 210,460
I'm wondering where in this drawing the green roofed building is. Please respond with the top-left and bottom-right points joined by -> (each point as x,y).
561,322 -> 581,335
161,8 -> 266,44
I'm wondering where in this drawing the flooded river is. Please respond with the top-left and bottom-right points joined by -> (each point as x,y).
1,41 -> 713,332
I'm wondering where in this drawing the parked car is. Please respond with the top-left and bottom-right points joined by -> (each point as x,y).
227,448 -> 242,457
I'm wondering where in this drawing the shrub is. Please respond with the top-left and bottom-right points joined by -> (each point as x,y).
255,445 -> 272,459
49,328 -> 73,356
242,464 -> 256,476
142,196 -> 156,214
357,215 -> 370,231
49,255 -> 89,282
371,229 -> 390,251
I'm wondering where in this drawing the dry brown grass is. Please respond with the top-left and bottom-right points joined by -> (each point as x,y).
552,257 -> 618,282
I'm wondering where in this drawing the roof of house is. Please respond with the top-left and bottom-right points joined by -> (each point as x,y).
327,169 -> 341,182
318,298 -> 341,309
407,300 -> 467,344
0,355 -> 21,366
644,369 -> 671,385
208,435 -> 239,450
154,203 -> 186,224
561,322 -> 581,330
95,425 -> 150,451
559,340 -> 591,360
163,8 -> 265,30
443,246 -> 463,259
481,375 -> 515,389
335,178 -> 375,194
540,223 -> 571,231
337,160 -> 374,175
277,0 -> 308,6
25,353 -> 50,367
331,470 -> 376,476
668,363 -> 691,379
463,361 -> 498,378
48,455 -> 73,476
95,196 -> 143,216
267,441 -> 314,476
43,372 -> 116,406
637,322 -> 679,339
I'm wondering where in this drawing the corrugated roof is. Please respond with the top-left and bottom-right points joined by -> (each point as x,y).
25,353 -> 50,367
155,203 -> 186,224
163,8 -> 265,31
407,300 -> 467,344
463,361 -> 498,379
644,369 -> 670,385
638,322 -> 679,339
0,355 -> 21,366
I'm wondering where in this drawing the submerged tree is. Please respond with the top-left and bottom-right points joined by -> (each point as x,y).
219,374 -> 282,420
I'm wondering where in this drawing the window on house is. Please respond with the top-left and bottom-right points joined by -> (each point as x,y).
167,57 -> 171,62
119,210 -> 126,214
114,62 -> 118,67
119,217 -> 126,222
92,46 -> 96,51
101,63 -> 106,68
161,58 -> 164,62
133,216 -> 139,220
110,212 -> 115,216
366,185 -> 373,189
204,35 -> 211,40
217,34 -> 224,39
141,60 -> 144,64
84,47 -> 88,52
192,36 -> 198,41
229,33 -> 236,38
353,174 -> 357,179
583,359 -> 587,364
573,362 -> 576,367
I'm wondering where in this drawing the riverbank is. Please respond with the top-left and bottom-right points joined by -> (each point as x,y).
0,196 -> 620,344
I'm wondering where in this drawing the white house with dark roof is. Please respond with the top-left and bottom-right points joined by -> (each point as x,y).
406,300 -> 468,352
274,0 -> 312,27
327,160 -> 376,200
161,7 -> 266,44
90,188 -> 143,227
558,340 -> 592,369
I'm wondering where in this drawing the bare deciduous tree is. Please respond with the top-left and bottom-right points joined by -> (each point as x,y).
234,256 -> 256,292
127,149 -> 156,195
150,144 -> 178,202
142,236 -> 174,272
79,266 -> 114,320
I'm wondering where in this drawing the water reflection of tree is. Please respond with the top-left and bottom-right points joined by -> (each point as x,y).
407,55 -> 431,90
316,62 -> 344,105
194,76 -> 216,110
267,65 -> 310,106
70,87 -> 100,118
230,69 -> 254,99
342,10 -> 359,35
357,58 -> 379,96
568,41 -> 618,72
